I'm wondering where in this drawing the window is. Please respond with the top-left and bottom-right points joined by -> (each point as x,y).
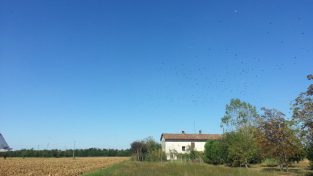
182,146 -> 185,151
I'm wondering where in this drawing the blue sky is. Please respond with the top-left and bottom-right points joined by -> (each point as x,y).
0,0 -> 312,150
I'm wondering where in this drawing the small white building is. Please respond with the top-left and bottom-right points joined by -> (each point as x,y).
160,131 -> 221,160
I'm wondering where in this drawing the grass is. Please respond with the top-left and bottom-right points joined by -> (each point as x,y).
84,161 -> 313,176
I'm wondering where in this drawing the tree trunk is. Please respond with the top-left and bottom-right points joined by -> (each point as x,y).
284,154 -> 288,172
137,150 -> 140,161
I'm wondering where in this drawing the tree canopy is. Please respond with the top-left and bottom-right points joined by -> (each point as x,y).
221,98 -> 259,132
292,74 -> 313,169
257,108 -> 303,172
217,99 -> 261,167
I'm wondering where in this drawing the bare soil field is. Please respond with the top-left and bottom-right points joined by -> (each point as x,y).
0,157 -> 129,176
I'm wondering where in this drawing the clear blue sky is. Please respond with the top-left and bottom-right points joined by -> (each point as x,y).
1,0 -> 312,150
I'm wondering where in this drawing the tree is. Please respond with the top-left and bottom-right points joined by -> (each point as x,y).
257,108 -> 303,172
130,137 -> 164,162
3,148 -> 131,158
130,141 -> 147,161
143,137 -> 165,162
220,99 -> 261,167
144,137 -> 161,153
292,74 -> 313,169
224,129 -> 260,167
221,98 -> 259,132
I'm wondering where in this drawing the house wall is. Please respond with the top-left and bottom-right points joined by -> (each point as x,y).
162,138 -> 206,160
161,137 -> 165,151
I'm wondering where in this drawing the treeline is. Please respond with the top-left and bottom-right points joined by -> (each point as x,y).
204,74 -> 313,171
1,148 -> 130,157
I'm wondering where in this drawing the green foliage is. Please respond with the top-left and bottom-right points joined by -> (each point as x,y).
257,108 -> 304,172
176,151 -> 205,163
308,145 -> 313,162
219,98 -> 309,170
130,137 -> 162,162
221,98 -> 259,131
224,129 -> 261,167
292,74 -> 313,168
261,158 -> 278,167
220,99 -> 261,167
145,149 -> 166,162
307,142 -> 313,170
130,141 -> 147,161
204,131 -> 261,167
204,140 -> 227,164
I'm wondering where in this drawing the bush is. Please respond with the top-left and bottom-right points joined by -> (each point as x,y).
307,143 -> 313,170
130,137 -> 163,162
261,158 -> 278,167
310,161 -> 313,170
175,151 -> 205,163
204,140 -> 227,165
145,149 -> 166,162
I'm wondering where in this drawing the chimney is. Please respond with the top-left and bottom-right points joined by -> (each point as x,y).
199,130 -> 202,134
182,130 -> 185,134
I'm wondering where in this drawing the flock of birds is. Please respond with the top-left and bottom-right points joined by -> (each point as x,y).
146,22 -> 310,107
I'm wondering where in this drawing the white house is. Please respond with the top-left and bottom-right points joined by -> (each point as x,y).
160,131 -> 221,160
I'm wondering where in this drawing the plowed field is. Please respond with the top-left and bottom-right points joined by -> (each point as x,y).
0,157 -> 128,176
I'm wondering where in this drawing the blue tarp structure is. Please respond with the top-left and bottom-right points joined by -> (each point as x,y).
0,133 -> 11,151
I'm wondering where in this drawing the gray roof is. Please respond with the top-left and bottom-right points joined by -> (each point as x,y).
0,133 -> 10,150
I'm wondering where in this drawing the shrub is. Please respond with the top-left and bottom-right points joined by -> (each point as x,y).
130,137 -> 163,162
261,158 -> 278,167
307,143 -> 313,170
145,149 -> 166,162
204,140 -> 227,165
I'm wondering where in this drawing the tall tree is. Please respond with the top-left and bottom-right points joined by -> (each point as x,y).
257,108 -> 303,172
220,99 -> 260,167
292,74 -> 313,169
221,98 -> 259,132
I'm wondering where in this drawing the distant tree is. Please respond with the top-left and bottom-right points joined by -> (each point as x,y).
5,148 -> 130,158
292,74 -> 313,169
220,99 -> 261,167
257,108 -> 303,172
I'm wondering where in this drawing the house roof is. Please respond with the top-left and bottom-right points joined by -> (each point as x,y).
160,133 -> 222,141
